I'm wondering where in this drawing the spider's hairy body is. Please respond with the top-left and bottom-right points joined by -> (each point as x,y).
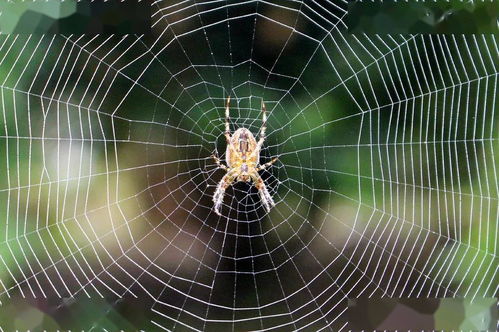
211,97 -> 278,215
226,128 -> 258,182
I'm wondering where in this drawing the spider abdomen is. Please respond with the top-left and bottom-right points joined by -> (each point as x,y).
226,128 -> 259,168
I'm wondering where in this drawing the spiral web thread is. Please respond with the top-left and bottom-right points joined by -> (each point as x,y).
0,0 -> 497,330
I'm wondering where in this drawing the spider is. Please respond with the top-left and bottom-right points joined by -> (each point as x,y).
211,96 -> 278,216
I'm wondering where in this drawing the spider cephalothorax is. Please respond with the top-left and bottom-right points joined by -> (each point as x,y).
212,96 -> 278,215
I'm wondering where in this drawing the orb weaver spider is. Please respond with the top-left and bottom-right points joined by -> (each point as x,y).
211,96 -> 278,216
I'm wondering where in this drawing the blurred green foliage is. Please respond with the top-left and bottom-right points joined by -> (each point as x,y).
347,0 -> 498,34
0,0 -> 149,34
348,297 -> 497,330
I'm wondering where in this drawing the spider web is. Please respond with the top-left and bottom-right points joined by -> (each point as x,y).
0,0 -> 497,330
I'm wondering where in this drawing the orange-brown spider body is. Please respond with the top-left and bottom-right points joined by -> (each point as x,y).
212,96 -> 278,215
226,128 -> 258,182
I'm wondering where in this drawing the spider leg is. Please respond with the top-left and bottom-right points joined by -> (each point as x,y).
212,153 -> 228,170
257,157 -> 278,171
260,100 -> 267,140
256,100 -> 267,150
225,95 -> 231,142
253,174 -> 275,212
213,172 -> 235,215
